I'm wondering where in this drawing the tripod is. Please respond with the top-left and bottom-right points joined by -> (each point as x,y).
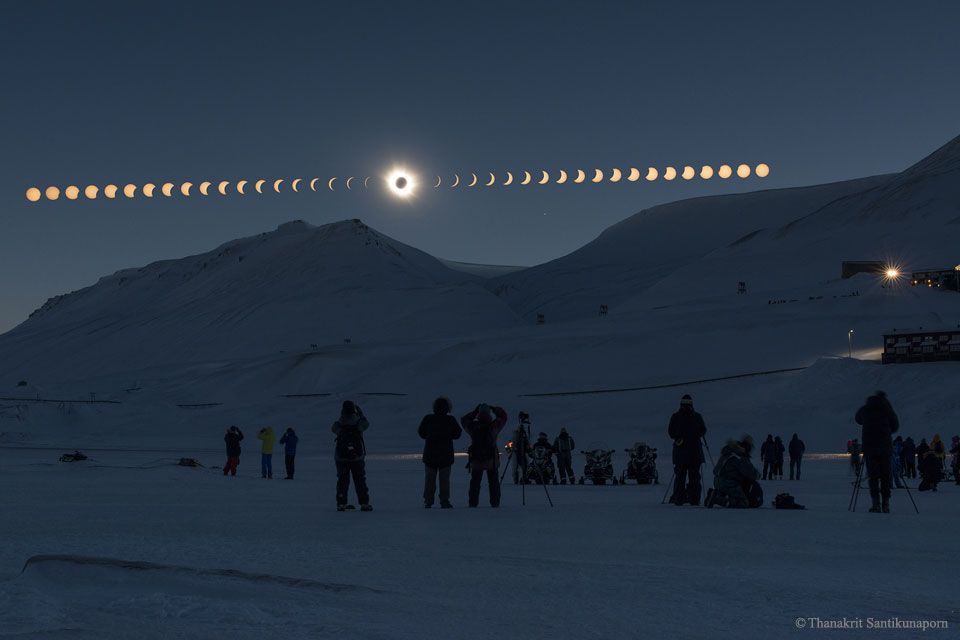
507,413 -> 553,507
662,437 -> 713,505
849,458 -> 919,513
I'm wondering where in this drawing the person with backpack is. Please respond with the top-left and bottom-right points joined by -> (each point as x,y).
418,396 -> 462,509
705,435 -> 761,508
855,390 -> 900,513
918,450 -> 942,491
773,435 -> 786,480
788,433 -> 805,480
949,436 -> 960,485
279,428 -> 299,480
510,422 -> 530,485
760,434 -> 776,481
931,434 -> 946,472
332,401 -> 372,511
902,437 -> 917,478
461,403 -> 508,508
553,428 -> 576,484
223,426 -> 244,476
667,394 -> 707,506
256,426 -> 276,479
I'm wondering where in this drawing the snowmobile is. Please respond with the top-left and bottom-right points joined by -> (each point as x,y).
579,448 -> 617,485
525,445 -> 556,485
59,450 -> 88,463
621,442 -> 659,484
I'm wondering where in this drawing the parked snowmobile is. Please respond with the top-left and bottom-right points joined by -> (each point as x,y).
59,450 -> 88,463
525,444 -> 557,485
579,448 -> 617,485
621,442 -> 659,484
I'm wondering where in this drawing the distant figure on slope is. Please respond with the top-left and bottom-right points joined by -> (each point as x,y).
418,396 -> 462,509
257,426 -> 276,479
705,435 -> 762,508
918,450 -> 942,492
902,436 -> 917,478
279,428 -> 299,480
760,434 -> 776,481
553,428 -> 577,484
788,433 -> 805,480
667,394 -> 706,506
847,438 -> 862,475
461,403 -> 508,508
332,401 -> 372,511
855,391 -> 899,513
949,436 -> 960,485
223,426 -> 244,476
511,421 -> 530,485
773,435 -> 786,480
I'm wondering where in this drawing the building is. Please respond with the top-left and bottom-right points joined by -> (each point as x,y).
910,267 -> 960,291
841,261 -> 885,279
882,327 -> 960,364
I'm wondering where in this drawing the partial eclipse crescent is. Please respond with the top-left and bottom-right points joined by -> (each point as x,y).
255,179 -> 266,194
291,178 -> 302,192
610,168 -> 623,183
309,178 -> 319,191
574,170 -> 586,184
468,173 -> 478,187
327,177 -> 337,191
503,172 -> 514,186
104,184 -> 118,199
645,167 -> 658,181
364,177 -> 371,188
486,173 -> 495,187
123,184 -> 137,198
346,177 -> 355,190
199,181 -> 211,196
663,167 -> 677,181
538,170 -> 549,185
592,169 -> 604,183
143,183 -> 156,197
273,179 -> 284,193
682,166 -> 695,180
627,168 -> 640,182
237,180 -> 248,194
434,175 -> 442,188
217,181 -> 230,195
181,182 -> 193,196
162,183 -> 175,197
451,174 -> 460,188
557,170 -> 568,184
520,171 -> 532,185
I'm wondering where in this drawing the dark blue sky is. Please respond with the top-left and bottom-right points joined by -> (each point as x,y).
2,0 -> 959,331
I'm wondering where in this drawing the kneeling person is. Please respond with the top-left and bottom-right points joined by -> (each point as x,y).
706,436 -> 762,508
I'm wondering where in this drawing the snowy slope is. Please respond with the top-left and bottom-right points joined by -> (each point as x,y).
0,219 -> 520,382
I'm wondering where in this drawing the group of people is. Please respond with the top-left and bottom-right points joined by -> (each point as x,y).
759,434 -> 806,480
849,430 -> 959,494
219,390 -> 956,514
503,424 -> 578,485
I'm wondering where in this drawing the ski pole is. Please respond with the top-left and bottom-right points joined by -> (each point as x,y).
848,455 -> 865,511
661,472 -> 675,504
900,472 -> 920,514
499,450 -> 514,484
701,437 -> 715,467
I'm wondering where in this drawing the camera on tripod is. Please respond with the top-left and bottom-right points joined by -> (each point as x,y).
518,411 -> 530,425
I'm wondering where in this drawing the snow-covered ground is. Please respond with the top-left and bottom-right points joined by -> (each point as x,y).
0,450 -> 956,639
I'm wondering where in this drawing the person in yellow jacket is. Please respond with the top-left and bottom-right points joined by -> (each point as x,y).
931,434 -> 946,472
257,426 -> 276,479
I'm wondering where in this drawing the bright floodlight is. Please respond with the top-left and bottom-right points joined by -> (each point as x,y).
386,168 -> 416,199
885,268 -> 900,279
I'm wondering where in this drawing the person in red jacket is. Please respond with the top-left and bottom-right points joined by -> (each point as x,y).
461,403 -> 508,508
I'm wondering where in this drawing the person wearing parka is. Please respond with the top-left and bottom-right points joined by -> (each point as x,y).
709,436 -> 761,508
788,433 -> 805,480
418,397 -> 462,508
667,394 -> 707,505
855,390 -> 900,513
279,428 -> 299,480
223,426 -> 244,476
461,404 -> 508,508
256,426 -> 276,479
332,401 -> 371,510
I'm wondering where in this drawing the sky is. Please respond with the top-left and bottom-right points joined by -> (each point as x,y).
1,0 -> 959,332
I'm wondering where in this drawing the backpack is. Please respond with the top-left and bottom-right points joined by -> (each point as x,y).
773,492 -> 805,510
469,423 -> 497,461
336,426 -> 365,460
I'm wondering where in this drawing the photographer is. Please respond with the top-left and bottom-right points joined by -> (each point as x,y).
279,427 -> 299,480
332,401 -> 372,511
256,425 -> 276,479
223,426 -> 244,476
554,428 -> 576,484
855,390 -> 900,513
418,397 -> 462,508
706,435 -> 761,508
461,403 -> 508,508
667,394 -> 707,506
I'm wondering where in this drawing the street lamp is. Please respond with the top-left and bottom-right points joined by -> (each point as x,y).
848,329 -> 854,358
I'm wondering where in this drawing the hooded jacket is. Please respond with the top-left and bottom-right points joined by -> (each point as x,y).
461,406 -> 508,470
713,439 -> 759,506
256,427 -> 276,454
788,435 -> 805,459
667,406 -> 706,465
224,428 -> 244,457
855,393 -> 899,457
332,411 -> 369,462
279,429 -> 299,455
931,435 -> 945,460
418,412 -> 462,469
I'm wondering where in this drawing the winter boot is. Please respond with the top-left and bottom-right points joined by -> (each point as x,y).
360,504 -> 373,512
440,502 -> 453,509
881,497 -> 890,513
868,495 -> 882,513
337,505 -> 346,512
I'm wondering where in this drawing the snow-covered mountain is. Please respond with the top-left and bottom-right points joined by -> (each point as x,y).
492,134 -> 960,319
0,219 -> 519,382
